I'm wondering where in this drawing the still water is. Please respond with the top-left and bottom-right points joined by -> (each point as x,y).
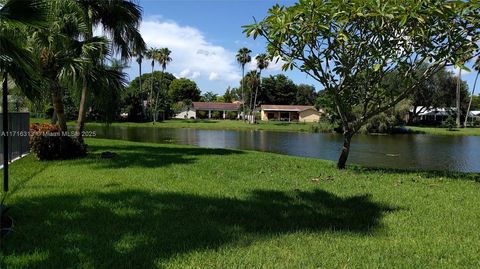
89,125 -> 480,172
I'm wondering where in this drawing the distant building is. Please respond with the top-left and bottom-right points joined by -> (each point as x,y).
260,105 -> 322,122
174,102 -> 241,119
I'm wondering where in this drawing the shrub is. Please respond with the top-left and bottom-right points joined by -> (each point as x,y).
442,116 -> 456,131
29,123 -> 87,160
226,111 -> 237,120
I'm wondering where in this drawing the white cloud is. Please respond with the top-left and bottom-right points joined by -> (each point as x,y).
209,72 -> 220,81
175,68 -> 201,79
246,55 -> 285,72
140,19 -> 241,83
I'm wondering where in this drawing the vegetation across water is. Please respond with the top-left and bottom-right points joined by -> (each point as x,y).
1,138 -> 479,268
31,118 -> 330,133
407,126 -> 480,136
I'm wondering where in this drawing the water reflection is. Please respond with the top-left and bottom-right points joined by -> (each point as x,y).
89,125 -> 480,172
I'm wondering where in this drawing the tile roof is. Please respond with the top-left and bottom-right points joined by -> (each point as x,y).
193,102 -> 240,110
261,105 -> 318,112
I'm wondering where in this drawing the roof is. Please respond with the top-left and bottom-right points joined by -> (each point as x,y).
192,102 -> 240,110
261,105 -> 318,112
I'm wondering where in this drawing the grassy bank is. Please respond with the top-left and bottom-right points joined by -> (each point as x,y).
30,118 -> 330,133
1,138 -> 480,268
407,126 -> 480,136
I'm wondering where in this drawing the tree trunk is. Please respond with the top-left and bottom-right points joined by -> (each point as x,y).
51,83 -> 67,131
153,69 -> 165,124
464,71 -> 479,127
337,131 -> 353,169
241,66 -> 246,122
456,69 -> 462,128
251,71 -> 261,124
149,63 -> 154,121
76,77 -> 88,142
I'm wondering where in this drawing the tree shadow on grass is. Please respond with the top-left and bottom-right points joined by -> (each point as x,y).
71,143 -> 244,169
1,189 -> 397,268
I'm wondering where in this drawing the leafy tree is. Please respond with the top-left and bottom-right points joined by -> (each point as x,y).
168,78 -> 201,103
236,47 -> 251,119
261,74 -> 296,105
223,87 -> 236,103
295,84 -> 317,106
465,57 -> 480,125
201,91 -> 218,102
89,60 -> 128,123
245,0 -> 480,168
75,0 -> 146,141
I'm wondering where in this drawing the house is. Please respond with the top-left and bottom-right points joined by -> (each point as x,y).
174,102 -> 241,119
260,105 -> 322,122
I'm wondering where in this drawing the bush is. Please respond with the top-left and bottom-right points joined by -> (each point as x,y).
442,116 -> 456,131
226,111 -> 238,120
311,118 -> 335,133
29,123 -> 87,160
360,112 -> 397,134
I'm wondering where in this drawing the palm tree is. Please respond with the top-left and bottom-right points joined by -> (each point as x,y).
32,0 -> 106,131
251,54 -> 269,123
1,0 -> 48,192
236,47 -> 251,121
153,47 -> 172,123
145,47 -> 159,120
74,0 -> 146,141
464,57 -> 480,127
136,52 -> 144,97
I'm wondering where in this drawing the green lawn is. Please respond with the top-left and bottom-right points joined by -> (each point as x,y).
1,138 -> 480,268
30,118 -> 326,133
407,126 -> 480,136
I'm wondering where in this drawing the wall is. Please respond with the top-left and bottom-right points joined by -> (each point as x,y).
299,109 -> 320,122
174,108 -> 197,119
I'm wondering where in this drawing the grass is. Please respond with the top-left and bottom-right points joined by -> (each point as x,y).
1,138 -> 480,268
407,126 -> 480,136
30,118 -> 328,133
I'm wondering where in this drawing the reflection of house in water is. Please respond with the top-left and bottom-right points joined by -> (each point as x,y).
260,105 -> 322,122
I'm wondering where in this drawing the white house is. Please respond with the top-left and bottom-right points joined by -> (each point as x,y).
174,102 -> 241,119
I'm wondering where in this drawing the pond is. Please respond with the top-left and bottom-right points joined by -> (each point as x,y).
88,125 -> 480,173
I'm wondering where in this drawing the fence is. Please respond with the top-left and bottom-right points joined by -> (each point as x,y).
0,112 -> 30,165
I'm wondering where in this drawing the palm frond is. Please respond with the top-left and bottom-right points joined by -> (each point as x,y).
0,0 -> 49,28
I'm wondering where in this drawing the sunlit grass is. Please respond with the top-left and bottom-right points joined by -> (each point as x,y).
30,117 -> 323,133
1,138 -> 479,268
407,126 -> 480,136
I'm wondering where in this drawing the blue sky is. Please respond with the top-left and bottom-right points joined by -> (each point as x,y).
125,0 -> 479,96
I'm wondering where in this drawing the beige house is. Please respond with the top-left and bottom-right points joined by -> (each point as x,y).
260,105 -> 322,122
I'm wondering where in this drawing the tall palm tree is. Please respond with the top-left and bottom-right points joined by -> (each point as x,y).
145,47 -> 159,119
1,0 -> 48,192
153,47 -> 172,123
136,52 -> 144,97
251,53 -> 269,123
236,47 -> 251,121
74,0 -> 146,141
464,57 -> 480,127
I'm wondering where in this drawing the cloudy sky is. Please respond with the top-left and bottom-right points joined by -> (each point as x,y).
125,0 -> 479,95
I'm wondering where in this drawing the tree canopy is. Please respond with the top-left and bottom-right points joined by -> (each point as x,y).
245,0 -> 480,168
168,78 -> 201,103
